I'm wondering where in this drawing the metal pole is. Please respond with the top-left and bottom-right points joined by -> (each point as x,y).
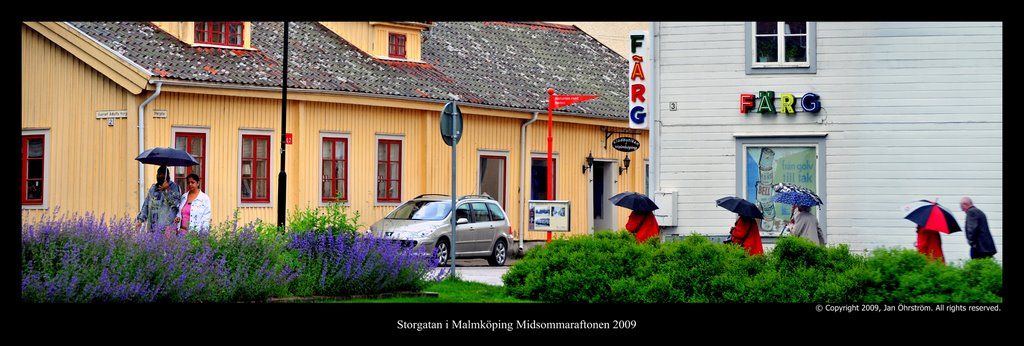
450,102 -> 458,275
546,88 -> 554,243
277,21 -> 289,228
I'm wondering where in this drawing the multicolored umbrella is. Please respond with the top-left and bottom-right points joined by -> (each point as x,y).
902,200 -> 961,234
771,182 -> 823,206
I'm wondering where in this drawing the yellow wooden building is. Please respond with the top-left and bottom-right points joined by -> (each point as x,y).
21,21 -> 648,245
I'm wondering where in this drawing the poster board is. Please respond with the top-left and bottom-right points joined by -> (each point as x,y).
528,200 -> 570,232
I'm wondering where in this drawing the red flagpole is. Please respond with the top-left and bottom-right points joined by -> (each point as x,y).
546,88 -> 554,243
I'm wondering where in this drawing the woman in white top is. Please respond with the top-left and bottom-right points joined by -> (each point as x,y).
175,173 -> 212,234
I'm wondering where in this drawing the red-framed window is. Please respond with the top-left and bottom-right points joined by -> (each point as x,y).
241,135 -> 270,203
376,139 -> 402,202
388,33 -> 407,59
174,132 -> 206,192
195,22 -> 244,47
322,137 -> 348,202
22,135 -> 44,205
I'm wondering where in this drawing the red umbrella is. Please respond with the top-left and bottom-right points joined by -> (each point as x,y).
902,200 -> 962,234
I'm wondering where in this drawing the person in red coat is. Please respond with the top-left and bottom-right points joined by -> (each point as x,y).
625,210 -> 660,244
915,226 -> 945,264
729,216 -> 764,256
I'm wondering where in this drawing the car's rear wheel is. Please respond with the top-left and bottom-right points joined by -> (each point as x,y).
435,238 -> 450,267
487,239 -> 507,266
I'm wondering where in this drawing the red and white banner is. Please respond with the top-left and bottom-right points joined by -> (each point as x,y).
552,94 -> 598,109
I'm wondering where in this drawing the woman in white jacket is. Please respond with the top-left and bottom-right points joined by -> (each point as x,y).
174,173 -> 212,234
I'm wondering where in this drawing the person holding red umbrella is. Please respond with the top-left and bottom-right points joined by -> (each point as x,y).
903,199 -> 960,264
915,225 -> 944,264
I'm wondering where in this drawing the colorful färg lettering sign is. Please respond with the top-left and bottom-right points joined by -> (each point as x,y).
740,91 -> 821,115
629,31 -> 650,129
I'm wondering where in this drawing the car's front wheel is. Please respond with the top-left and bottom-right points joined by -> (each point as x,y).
434,238 -> 450,267
487,239 -> 507,266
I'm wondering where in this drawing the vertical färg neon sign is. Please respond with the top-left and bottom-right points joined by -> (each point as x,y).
629,31 -> 650,129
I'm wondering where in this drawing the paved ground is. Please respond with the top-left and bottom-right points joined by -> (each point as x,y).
432,257 -> 517,286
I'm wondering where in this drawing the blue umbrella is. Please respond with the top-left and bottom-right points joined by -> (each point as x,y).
716,196 -> 763,219
135,147 -> 199,167
771,182 -> 823,206
609,192 -> 659,212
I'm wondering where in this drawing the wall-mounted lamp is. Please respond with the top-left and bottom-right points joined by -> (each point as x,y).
582,152 -> 594,174
619,155 -> 631,175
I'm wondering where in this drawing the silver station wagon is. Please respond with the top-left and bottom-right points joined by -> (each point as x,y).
369,194 -> 512,266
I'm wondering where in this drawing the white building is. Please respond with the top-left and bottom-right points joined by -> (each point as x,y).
648,22 -> 1002,263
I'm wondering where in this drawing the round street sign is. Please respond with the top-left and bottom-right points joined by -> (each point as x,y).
612,137 -> 640,152
440,102 -> 463,146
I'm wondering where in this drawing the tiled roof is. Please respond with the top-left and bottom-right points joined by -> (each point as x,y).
67,21 -> 628,119
422,22 -> 628,118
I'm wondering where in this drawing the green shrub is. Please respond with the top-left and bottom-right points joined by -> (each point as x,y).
855,249 -> 1002,303
504,233 -> 1002,303
287,198 -> 362,237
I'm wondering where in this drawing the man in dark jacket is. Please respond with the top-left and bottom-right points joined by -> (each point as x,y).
960,197 -> 997,259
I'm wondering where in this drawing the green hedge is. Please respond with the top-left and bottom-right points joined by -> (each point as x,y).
502,232 -> 1002,303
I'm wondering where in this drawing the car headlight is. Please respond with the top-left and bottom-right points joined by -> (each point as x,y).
411,227 -> 439,238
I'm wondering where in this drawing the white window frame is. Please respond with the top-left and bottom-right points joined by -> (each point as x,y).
746,22 -> 817,75
735,135 -> 828,239
238,129 -> 274,208
22,129 -> 50,210
374,134 -> 405,206
478,149 -> 510,208
319,131 -> 351,207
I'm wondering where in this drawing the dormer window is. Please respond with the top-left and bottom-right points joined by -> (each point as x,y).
195,22 -> 244,47
388,33 -> 407,59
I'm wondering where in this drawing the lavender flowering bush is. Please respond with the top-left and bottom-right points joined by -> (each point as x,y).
288,231 -> 448,296
22,210 -> 294,302
23,208 -> 445,302
201,219 -> 297,302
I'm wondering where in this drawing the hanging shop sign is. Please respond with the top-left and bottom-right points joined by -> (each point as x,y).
628,31 -> 650,129
612,137 -> 640,152
739,91 -> 821,115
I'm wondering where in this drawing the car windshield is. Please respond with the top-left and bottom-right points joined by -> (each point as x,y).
386,200 -> 452,221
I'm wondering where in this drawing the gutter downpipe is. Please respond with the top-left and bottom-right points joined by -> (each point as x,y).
650,22 -> 661,199
138,81 -> 163,210
519,111 -> 539,256
649,22 -> 664,239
